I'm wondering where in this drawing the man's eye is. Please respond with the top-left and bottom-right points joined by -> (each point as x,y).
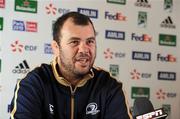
69,40 -> 79,46
87,39 -> 95,44
71,41 -> 79,44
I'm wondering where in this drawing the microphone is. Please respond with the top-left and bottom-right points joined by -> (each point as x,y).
132,97 -> 168,119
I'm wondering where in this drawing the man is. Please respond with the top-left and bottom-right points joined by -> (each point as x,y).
10,12 -> 132,119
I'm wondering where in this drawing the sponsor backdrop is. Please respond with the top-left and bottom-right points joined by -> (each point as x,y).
0,0 -> 179,118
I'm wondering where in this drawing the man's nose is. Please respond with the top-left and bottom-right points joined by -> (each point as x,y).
78,42 -> 89,53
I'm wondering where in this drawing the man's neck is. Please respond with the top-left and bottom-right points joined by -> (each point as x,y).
63,74 -> 82,86
58,67 -> 83,86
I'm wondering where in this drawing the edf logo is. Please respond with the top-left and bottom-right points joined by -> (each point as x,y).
11,40 -> 37,53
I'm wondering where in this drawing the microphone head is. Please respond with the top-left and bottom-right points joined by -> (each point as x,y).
132,97 -> 154,117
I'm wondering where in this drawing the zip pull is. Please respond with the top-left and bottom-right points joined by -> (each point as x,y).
70,86 -> 77,119
70,85 -> 77,95
71,91 -> 75,98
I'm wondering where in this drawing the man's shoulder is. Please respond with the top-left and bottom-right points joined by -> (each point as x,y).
92,66 -> 109,75
91,66 -> 123,94
22,63 -> 52,83
33,63 -> 52,74
92,66 -> 122,85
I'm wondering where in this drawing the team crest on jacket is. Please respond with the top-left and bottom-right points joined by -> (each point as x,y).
49,104 -> 54,115
86,102 -> 100,115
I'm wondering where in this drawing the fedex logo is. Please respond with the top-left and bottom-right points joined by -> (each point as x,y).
12,20 -> 37,32
105,11 -> 126,21
131,33 -> 152,42
157,54 -> 176,62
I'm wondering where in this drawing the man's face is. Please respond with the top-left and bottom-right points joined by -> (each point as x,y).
57,18 -> 96,77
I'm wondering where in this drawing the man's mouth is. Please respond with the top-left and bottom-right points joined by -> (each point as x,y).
76,58 -> 89,66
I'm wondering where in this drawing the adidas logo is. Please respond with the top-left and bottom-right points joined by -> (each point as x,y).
12,60 -> 30,74
135,0 -> 151,8
160,16 -> 176,29
137,0 -> 148,2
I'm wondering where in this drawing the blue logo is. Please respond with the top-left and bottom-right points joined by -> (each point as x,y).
77,8 -> 98,18
105,30 -> 125,40
7,104 -> 11,113
132,51 -> 151,61
12,20 -> 25,31
158,71 -> 176,81
44,43 -> 53,54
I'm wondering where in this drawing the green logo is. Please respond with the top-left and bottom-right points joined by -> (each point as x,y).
0,17 -> 3,31
159,34 -> 176,46
138,11 -> 147,28
131,87 -> 150,99
109,64 -> 119,78
164,0 -> 173,12
107,0 -> 126,5
14,0 -> 37,13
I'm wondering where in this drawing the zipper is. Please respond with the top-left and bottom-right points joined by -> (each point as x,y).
70,86 -> 77,119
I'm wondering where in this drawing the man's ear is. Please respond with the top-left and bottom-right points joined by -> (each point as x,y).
51,40 -> 60,57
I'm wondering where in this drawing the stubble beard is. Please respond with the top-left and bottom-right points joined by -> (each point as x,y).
59,49 -> 95,80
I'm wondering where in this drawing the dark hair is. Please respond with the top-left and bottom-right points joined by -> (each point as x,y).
53,11 -> 96,43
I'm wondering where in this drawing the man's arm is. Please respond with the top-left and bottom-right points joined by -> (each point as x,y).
10,73 -> 43,119
104,82 -> 133,119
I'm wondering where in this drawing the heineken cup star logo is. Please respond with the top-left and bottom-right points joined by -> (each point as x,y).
104,48 -> 114,59
11,40 -> 24,53
45,3 -> 57,15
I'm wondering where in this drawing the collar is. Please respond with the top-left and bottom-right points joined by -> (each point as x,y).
51,57 -> 94,87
